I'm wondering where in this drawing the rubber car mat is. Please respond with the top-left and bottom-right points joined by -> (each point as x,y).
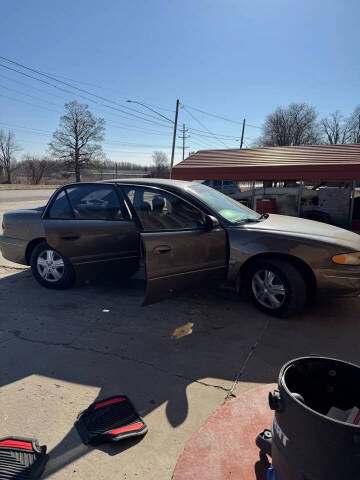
75,395 -> 148,445
0,437 -> 47,479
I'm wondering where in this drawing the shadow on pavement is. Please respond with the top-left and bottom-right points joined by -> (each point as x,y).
254,452 -> 270,480
0,268 -> 359,477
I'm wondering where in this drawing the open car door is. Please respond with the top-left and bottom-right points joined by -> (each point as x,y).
142,225 -> 228,305
120,184 -> 228,306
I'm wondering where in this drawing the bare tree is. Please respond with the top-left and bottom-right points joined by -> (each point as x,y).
150,151 -> 170,178
0,130 -> 21,183
49,101 -> 105,182
320,111 -> 351,144
346,106 -> 360,143
257,103 -> 321,147
23,154 -> 48,184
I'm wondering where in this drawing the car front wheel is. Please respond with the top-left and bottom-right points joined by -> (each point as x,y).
247,258 -> 306,318
30,241 -> 75,289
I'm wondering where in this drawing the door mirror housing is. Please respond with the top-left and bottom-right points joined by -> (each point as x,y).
204,215 -> 220,231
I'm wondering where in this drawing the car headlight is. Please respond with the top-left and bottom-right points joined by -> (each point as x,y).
332,253 -> 360,265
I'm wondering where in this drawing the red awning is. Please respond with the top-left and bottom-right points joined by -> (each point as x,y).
172,144 -> 360,181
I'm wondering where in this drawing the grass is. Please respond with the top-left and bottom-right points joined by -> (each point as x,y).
0,184 -> 59,191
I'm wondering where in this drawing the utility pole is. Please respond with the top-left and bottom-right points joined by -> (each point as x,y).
178,124 -> 190,161
182,123 -> 186,161
115,162 -> 118,177
170,98 -> 180,178
240,118 -> 246,148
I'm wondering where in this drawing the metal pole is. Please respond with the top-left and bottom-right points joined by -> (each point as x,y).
240,119 -> 246,148
251,180 -> 256,210
182,123 -> 185,161
349,180 -> 356,228
170,99 -> 180,178
297,180 -> 304,217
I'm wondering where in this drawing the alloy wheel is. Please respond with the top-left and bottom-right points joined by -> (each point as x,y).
252,269 -> 286,309
37,249 -> 65,283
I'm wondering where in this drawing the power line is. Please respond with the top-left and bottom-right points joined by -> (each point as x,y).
0,56 -> 177,119
186,128 -> 240,140
183,103 -> 244,125
183,103 -> 262,130
181,104 -> 229,148
0,93 -> 60,112
0,62 -> 173,129
0,73 -> 70,101
6,131 -> 50,139
0,116 -> 173,146
134,101 -> 175,113
0,57 -> 256,140
104,141 -> 171,148
0,83 -> 60,106
0,69 -> 173,132
0,122 -> 173,150
0,56 -> 174,126
34,70 -> 102,88
0,56 -> 262,152
106,122 -> 176,136
0,121 -> 52,133
106,149 -> 170,155
189,131 -> 228,149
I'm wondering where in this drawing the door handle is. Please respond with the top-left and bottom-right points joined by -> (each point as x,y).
60,234 -> 80,240
153,245 -> 172,255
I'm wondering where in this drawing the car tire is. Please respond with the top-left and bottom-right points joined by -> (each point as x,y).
30,241 -> 75,289
246,258 -> 306,318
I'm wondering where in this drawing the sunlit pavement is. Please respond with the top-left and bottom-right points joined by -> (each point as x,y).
0,193 -> 359,479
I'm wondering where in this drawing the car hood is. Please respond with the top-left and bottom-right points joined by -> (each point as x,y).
241,214 -> 360,249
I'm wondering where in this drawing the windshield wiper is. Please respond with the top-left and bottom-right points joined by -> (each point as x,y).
235,218 -> 261,224
235,213 -> 269,224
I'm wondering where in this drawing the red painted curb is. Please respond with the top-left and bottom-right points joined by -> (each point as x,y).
173,384 -> 276,480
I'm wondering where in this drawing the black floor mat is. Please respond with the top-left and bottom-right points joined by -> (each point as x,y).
75,395 -> 148,445
0,437 -> 47,479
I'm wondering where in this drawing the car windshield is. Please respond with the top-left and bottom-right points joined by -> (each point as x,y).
186,183 -> 261,224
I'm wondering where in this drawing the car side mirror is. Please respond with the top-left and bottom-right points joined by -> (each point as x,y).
204,215 -> 220,231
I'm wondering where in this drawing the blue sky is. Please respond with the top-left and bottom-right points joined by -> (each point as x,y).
1,0 -> 359,165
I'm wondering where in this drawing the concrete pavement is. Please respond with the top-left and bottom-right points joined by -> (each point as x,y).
0,191 -> 359,479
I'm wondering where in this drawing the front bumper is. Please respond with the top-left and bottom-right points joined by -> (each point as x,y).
0,234 -> 28,265
315,266 -> 360,297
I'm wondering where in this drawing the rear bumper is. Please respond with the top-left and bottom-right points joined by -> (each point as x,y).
315,266 -> 360,296
0,234 -> 28,265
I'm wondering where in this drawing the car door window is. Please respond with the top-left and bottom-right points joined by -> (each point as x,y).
48,190 -> 73,219
65,184 -> 127,221
122,186 -> 205,231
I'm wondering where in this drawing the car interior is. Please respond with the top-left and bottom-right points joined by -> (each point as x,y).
123,186 -> 206,231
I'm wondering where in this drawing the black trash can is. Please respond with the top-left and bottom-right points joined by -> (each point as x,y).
257,356 -> 360,479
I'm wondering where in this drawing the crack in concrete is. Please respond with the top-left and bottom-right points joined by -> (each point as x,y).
224,318 -> 271,401
0,264 -> 28,272
8,330 -> 229,392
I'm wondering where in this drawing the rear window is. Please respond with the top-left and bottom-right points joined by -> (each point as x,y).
48,190 -> 73,219
66,184 -> 126,221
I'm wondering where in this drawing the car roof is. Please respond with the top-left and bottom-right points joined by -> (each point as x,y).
99,178 -> 194,190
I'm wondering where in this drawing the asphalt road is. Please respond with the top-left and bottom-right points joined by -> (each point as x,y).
0,191 -> 360,479
0,189 -> 55,203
